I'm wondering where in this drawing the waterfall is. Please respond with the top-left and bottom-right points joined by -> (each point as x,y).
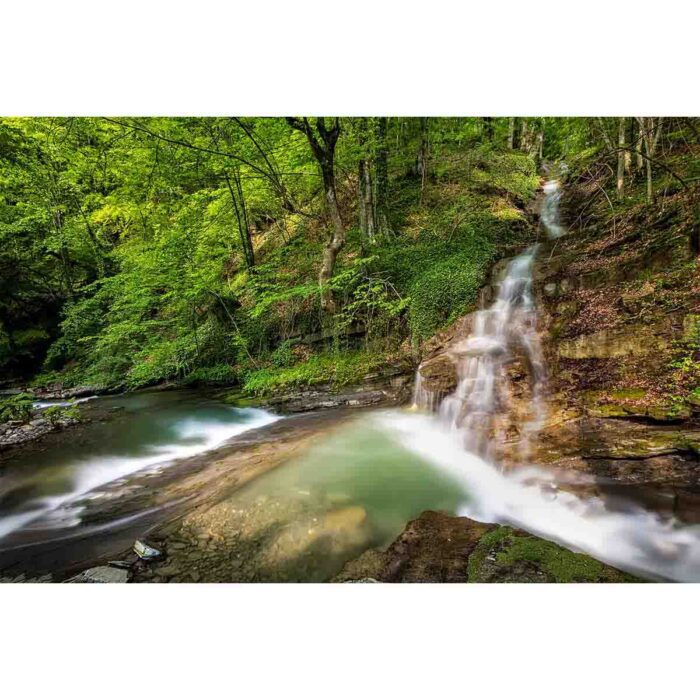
438,246 -> 546,461
411,370 -> 438,412
540,179 -> 565,239
412,178 -> 564,465
394,179 -> 700,581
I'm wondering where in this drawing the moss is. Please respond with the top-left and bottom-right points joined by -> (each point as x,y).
242,351 -> 391,397
217,391 -> 260,408
468,526 -> 641,583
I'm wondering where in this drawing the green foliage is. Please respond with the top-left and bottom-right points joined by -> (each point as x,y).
408,246 -> 494,340
4,116 -> 692,392
669,315 -> 700,405
180,364 -> 238,386
243,351 -> 387,396
43,403 -> 81,425
0,393 -> 34,423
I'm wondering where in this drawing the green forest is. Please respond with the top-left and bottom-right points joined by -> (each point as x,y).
1,117 -> 697,400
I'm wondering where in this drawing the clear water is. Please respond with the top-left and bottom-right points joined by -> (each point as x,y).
0,391 -> 277,541
206,416 -> 469,581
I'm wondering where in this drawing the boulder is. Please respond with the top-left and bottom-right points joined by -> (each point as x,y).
334,511 -> 640,583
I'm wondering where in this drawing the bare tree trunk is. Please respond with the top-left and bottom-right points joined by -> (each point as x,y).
357,118 -> 376,245
617,117 -> 626,198
508,117 -> 517,149
624,118 -> 633,174
636,123 -> 644,172
520,119 -> 529,153
482,117 -> 494,140
287,117 -> 344,314
224,168 -> 254,269
637,117 -> 664,204
375,117 -> 390,240
596,117 -> 615,152
417,117 -> 430,203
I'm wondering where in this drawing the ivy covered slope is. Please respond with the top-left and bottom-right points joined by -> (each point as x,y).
0,117 -> 538,396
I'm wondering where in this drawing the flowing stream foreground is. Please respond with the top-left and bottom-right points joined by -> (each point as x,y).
2,181 -> 700,582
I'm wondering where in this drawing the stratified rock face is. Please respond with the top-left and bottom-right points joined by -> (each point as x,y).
333,511 -> 638,583
556,325 -> 670,360
257,368 -> 413,414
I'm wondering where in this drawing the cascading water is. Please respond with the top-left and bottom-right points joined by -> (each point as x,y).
438,245 -> 546,462
395,177 -> 700,581
540,179 -> 565,239
413,179 -> 561,463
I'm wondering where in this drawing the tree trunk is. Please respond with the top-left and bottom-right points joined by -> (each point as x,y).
358,160 -> 375,245
287,117 -> 344,313
636,123 -> 644,172
617,117 -> 626,198
224,169 -> 254,269
375,117 -> 390,240
482,117 -> 494,140
637,117 -> 664,204
418,117 -> 430,203
508,117 -> 517,149
624,118 -> 633,174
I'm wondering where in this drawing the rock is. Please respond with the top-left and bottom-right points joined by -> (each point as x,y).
558,326 -> 668,360
334,511 -> 640,583
153,563 -> 182,578
417,353 -> 458,394
467,526 -> 640,583
321,506 -> 367,534
67,566 -> 129,583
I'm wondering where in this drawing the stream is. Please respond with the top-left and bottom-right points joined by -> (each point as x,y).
2,180 -> 700,582
0,391 -> 277,542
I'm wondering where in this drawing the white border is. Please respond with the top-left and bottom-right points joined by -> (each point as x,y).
2,1 -> 698,115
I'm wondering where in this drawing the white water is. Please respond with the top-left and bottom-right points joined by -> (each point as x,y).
0,400 -> 278,541
380,410 -> 700,581
32,395 -> 99,409
540,179 -> 565,239
438,245 -> 546,461
403,179 -> 700,581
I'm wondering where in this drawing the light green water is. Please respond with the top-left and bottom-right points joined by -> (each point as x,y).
216,414 -> 470,581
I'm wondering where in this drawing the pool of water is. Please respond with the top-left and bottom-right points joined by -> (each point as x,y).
200,415 -> 469,581
199,410 -> 700,582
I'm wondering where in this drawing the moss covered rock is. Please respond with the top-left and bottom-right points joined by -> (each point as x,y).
333,511 -> 641,583
467,526 -> 640,583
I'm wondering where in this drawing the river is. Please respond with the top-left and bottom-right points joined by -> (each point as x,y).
0,391 -> 276,543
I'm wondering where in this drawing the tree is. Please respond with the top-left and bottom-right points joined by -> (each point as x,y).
286,117 -> 344,313
357,118 -> 376,245
508,117 -> 518,149
616,117 -> 626,198
636,117 -> 664,203
374,117 -> 391,240
417,117 -> 430,203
